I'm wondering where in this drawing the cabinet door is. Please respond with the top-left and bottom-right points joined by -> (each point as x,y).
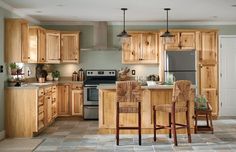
162,32 -> 180,50
46,31 -> 60,63
71,89 -> 83,116
61,32 -> 79,63
28,28 -> 38,63
38,28 -> 46,63
21,21 -> 29,63
122,33 -> 141,63
141,33 -> 158,63
199,32 -> 217,64
57,85 -> 70,115
180,32 -> 195,49
4,19 -> 29,63
199,65 -> 218,116
52,90 -> 57,118
45,94 -> 52,124
38,96 -> 45,131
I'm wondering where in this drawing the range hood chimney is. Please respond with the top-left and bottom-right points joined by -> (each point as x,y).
81,21 -> 120,51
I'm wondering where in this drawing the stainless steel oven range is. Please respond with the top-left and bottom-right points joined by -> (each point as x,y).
83,70 -> 117,120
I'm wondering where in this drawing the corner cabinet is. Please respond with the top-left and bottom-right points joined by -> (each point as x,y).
122,32 -> 158,64
28,26 -> 46,63
4,18 -> 29,63
46,30 -> 61,63
61,32 -> 80,63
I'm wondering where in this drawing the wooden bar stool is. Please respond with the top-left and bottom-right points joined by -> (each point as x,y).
116,81 -> 142,145
194,102 -> 214,134
153,80 -> 192,146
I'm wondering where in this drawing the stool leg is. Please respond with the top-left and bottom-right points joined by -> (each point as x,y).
209,112 -> 214,134
153,106 -> 157,142
171,112 -> 177,146
169,113 -> 172,138
206,113 -> 209,127
195,112 -> 198,134
138,102 -> 141,145
116,102 -> 119,145
186,110 -> 192,143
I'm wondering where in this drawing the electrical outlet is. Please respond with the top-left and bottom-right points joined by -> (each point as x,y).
0,65 -> 3,73
131,70 -> 136,75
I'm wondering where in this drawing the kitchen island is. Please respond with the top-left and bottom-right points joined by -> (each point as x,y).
98,84 -> 195,134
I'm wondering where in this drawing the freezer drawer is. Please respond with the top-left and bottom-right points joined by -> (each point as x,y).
83,106 -> 98,120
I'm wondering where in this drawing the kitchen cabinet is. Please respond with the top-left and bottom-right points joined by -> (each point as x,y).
52,86 -> 58,118
46,30 -> 61,63
28,26 -> 46,63
199,64 -> 218,116
199,31 -> 218,65
4,18 -> 29,63
122,32 -> 158,64
57,84 -> 70,116
160,30 -> 196,50
61,32 -> 80,63
71,84 -> 83,116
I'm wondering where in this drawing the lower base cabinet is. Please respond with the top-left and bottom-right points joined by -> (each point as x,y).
57,84 -> 70,116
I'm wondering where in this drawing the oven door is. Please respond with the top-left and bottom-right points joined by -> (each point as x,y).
84,85 -> 98,105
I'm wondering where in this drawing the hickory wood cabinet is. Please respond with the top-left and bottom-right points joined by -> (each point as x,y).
160,30 -> 197,50
198,30 -> 218,116
57,84 -> 70,116
71,83 -> 83,116
28,26 -> 46,63
5,85 -> 57,137
4,18 -> 29,63
57,83 -> 83,116
46,30 -> 61,63
122,32 -> 158,64
61,32 -> 80,63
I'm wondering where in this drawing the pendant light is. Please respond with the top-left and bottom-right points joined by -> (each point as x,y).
117,8 -> 131,38
160,8 -> 174,38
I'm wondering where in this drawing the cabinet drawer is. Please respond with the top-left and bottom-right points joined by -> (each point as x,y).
38,112 -> 44,121
52,86 -> 57,92
38,89 -> 44,96
72,84 -> 83,90
38,105 -> 44,114
44,87 -> 52,94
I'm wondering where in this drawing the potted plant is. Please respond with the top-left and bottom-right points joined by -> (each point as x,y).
52,70 -> 60,81
194,95 -> 208,110
9,63 -> 18,75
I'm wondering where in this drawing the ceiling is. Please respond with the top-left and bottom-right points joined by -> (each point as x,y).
1,0 -> 236,24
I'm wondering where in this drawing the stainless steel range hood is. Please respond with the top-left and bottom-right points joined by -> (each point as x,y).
81,22 -> 120,51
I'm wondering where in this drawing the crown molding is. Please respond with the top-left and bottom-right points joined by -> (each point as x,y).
0,0 -> 40,24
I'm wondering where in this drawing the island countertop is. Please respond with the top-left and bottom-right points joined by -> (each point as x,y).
97,84 -> 197,90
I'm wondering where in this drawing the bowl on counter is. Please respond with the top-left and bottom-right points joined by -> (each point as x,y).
146,81 -> 156,86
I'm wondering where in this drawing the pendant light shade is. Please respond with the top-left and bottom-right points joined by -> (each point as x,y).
117,8 -> 131,38
161,8 -> 174,37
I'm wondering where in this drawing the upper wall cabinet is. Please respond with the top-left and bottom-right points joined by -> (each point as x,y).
4,19 -> 29,63
46,30 -> 61,63
160,30 -> 196,50
122,32 -> 158,64
61,32 -> 80,63
28,26 -> 46,63
199,31 -> 218,65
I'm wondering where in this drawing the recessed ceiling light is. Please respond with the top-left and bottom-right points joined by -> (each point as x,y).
232,4 -> 236,7
36,11 -> 42,13
56,4 -> 64,7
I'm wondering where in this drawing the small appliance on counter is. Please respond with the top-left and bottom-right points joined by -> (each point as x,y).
72,71 -> 78,81
83,69 -> 117,120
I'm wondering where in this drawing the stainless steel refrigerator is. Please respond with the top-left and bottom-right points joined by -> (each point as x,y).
164,50 -> 196,84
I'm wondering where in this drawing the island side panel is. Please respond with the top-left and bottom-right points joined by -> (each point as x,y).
5,88 -> 38,137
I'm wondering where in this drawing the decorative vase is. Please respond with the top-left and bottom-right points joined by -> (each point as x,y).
54,77 -> 59,81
